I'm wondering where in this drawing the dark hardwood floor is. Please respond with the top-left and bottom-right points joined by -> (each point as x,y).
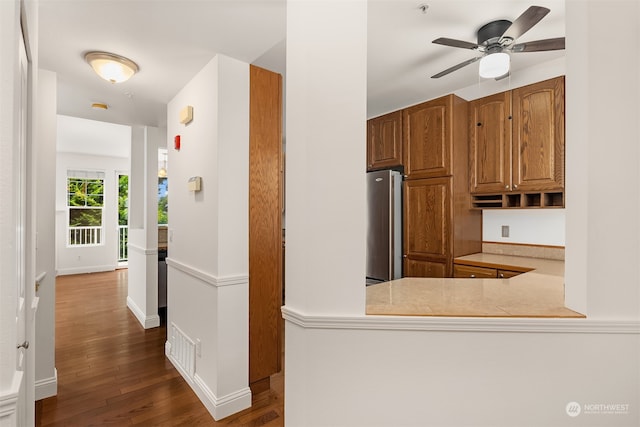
36,270 -> 284,426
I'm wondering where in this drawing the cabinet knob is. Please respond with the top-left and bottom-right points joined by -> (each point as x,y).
403,254 -> 407,258
476,122 -> 482,127
470,274 -> 476,278
505,185 -> 510,189
513,184 -> 518,189
499,273 -> 505,278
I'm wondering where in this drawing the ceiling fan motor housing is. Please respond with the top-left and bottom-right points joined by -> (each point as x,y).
477,19 -> 512,46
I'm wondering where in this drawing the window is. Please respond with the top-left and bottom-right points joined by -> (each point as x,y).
67,170 -> 105,246
158,177 -> 168,225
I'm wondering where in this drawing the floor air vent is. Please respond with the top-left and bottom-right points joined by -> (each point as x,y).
170,322 -> 196,378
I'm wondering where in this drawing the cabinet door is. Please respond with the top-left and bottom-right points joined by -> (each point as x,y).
403,177 -> 451,277
512,76 -> 565,191
453,264 -> 497,278
469,92 -> 511,193
403,96 -> 452,179
367,111 -> 403,170
404,259 -> 447,278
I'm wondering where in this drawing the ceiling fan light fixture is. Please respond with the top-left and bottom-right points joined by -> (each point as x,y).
479,52 -> 510,79
84,51 -> 139,84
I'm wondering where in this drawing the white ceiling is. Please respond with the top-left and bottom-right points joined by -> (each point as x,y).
40,0 -> 565,148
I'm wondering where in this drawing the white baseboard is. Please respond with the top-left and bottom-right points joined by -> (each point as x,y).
165,340 -> 251,421
35,369 -> 57,400
126,296 -> 160,329
193,374 -> 251,420
0,370 -> 23,424
57,264 -> 117,276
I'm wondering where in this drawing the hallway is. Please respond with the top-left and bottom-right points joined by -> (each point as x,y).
36,270 -> 283,426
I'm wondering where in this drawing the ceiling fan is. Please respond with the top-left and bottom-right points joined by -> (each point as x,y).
430,5 -> 565,79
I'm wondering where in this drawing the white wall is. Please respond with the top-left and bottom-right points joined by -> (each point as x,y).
285,0 -> 367,315
127,126 -> 163,329
165,54 -> 251,420
283,1 -> 640,426
55,151 -> 129,275
564,0 -> 639,319
34,69 -> 58,400
483,209 -> 565,246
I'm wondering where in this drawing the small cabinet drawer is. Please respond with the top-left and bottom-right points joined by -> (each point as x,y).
497,269 -> 520,279
453,264 -> 497,278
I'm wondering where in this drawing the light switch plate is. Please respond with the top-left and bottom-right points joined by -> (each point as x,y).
501,225 -> 510,238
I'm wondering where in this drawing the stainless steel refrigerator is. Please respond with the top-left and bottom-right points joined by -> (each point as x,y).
366,170 -> 402,285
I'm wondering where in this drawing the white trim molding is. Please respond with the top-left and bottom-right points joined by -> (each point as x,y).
0,371 -> 23,424
193,374 -> 252,421
282,306 -> 640,334
128,243 -> 158,256
165,340 -> 252,421
126,296 -> 160,329
35,369 -> 57,400
166,258 -> 248,288
56,264 -> 117,276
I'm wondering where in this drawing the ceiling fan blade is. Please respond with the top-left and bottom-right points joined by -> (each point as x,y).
511,37 -> 565,52
501,6 -> 550,41
431,56 -> 481,79
432,37 -> 479,50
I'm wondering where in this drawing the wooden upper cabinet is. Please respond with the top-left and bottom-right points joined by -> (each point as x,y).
367,110 -> 403,171
404,95 -> 465,179
512,76 -> 565,191
469,92 -> 511,193
469,76 -> 565,198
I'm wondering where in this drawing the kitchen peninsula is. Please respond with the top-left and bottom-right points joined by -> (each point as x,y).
366,253 -> 584,318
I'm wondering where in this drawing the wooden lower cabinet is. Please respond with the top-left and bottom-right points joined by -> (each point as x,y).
405,258 -> 448,278
403,177 -> 451,277
453,263 -> 522,279
453,264 -> 497,278
403,176 -> 482,278
497,269 -> 520,279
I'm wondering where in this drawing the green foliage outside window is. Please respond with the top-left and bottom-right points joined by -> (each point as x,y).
158,177 -> 168,225
67,178 -> 104,227
118,175 -> 128,226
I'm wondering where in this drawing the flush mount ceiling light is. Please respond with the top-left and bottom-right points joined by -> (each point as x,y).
84,51 -> 139,84
478,52 -> 510,79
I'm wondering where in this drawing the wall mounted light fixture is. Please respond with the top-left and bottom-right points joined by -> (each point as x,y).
84,51 -> 139,84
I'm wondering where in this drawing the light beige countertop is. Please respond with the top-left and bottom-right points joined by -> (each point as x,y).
366,253 -> 584,318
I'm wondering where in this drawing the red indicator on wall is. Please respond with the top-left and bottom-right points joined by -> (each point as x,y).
174,135 -> 181,150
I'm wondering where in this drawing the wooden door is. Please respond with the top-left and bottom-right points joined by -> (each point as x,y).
469,91 -> 512,193
249,65 -> 282,392
367,110 -> 402,170
403,177 -> 451,277
403,95 -> 453,179
512,76 -> 565,191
